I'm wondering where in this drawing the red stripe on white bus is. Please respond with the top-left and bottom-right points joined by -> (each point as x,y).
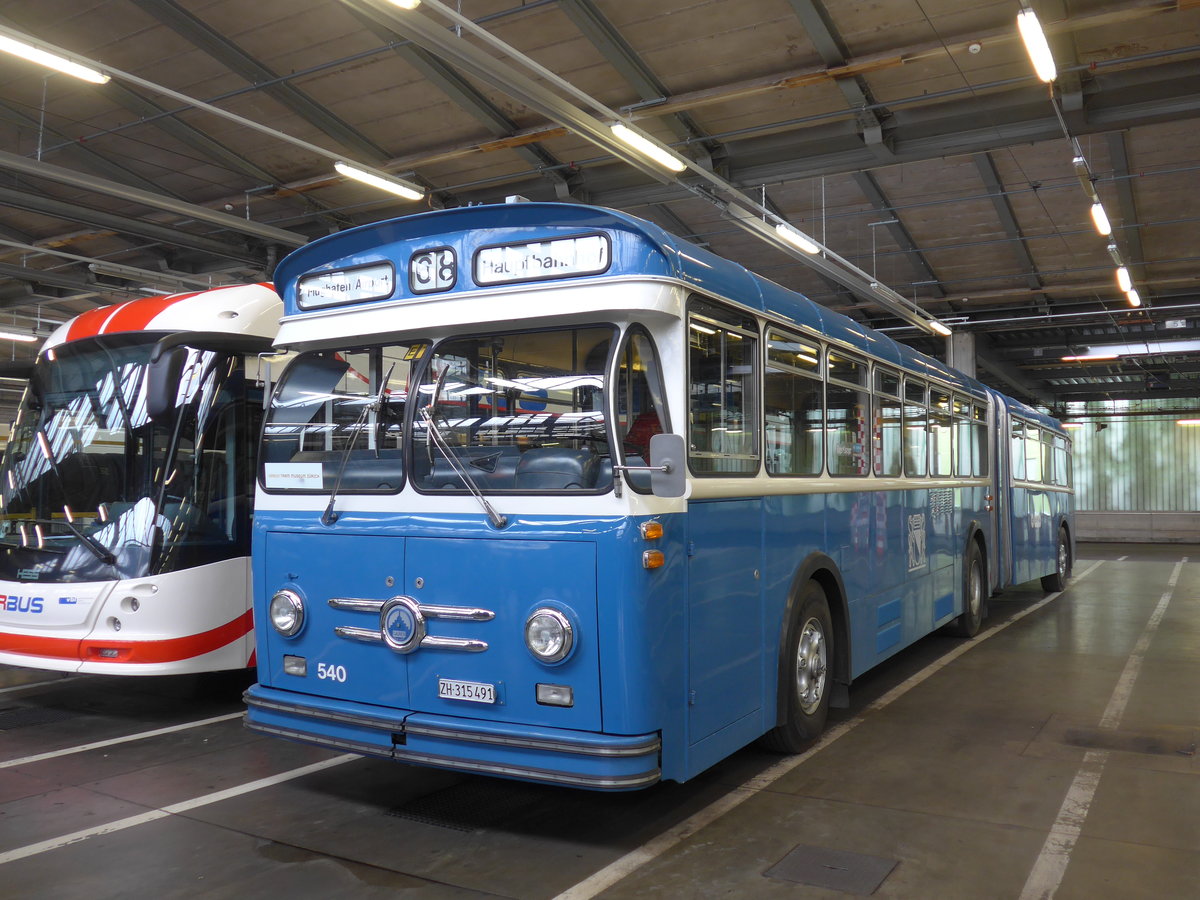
0,609 -> 253,666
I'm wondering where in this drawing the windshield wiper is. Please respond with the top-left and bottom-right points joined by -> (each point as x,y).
321,363 -> 395,526
420,367 -> 507,530
31,429 -> 116,565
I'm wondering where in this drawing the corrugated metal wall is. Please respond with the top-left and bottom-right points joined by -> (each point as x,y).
1069,411 -> 1200,512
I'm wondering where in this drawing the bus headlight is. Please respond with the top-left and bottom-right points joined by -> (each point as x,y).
524,608 -> 573,663
269,589 -> 305,637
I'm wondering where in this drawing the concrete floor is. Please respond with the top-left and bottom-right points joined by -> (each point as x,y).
0,542 -> 1196,898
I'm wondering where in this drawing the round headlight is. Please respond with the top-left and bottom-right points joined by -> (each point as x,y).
269,589 -> 304,637
524,608 -> 573,663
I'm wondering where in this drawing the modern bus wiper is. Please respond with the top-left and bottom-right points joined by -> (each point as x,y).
419,367 -> 508,530
31,429 -> 117,566
321,362 -> 395,527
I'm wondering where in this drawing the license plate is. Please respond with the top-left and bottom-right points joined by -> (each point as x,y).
438,678 -> 496,704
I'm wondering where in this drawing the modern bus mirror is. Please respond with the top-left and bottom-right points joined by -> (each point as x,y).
146,346 -> 187,421
648,433 -> 686,498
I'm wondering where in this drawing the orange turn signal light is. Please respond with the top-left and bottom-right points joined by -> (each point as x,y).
640,520 -> 663,540
642,550 -> 665,569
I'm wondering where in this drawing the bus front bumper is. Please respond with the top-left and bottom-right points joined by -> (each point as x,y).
243,684 -> 661,791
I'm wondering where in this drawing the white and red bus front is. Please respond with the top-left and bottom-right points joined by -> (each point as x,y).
0,284 -> 281,675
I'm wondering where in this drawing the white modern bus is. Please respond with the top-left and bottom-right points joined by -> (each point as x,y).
0,283 -> 281,675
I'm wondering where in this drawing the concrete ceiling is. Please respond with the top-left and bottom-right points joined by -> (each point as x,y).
1,0 -> 1199,419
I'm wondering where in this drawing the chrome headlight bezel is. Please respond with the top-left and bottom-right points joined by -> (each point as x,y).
524,607 -> 574,664
269,589 -> 305,637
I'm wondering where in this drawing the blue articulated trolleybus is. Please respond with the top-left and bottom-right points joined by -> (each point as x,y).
244,202 -> 1074,790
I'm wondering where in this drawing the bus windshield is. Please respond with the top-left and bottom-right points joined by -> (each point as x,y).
262,325 -> 625,496
0,334 -> 253,584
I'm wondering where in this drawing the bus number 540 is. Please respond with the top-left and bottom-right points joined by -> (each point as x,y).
316,663 -> 348,683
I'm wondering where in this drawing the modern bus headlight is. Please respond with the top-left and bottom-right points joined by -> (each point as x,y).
524,608 -> 573,663
269,589 -> 305,637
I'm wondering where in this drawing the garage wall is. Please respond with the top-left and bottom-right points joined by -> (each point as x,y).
1067,408 -> 1200,542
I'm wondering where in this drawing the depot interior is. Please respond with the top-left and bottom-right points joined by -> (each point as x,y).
0,1 -> 1198,896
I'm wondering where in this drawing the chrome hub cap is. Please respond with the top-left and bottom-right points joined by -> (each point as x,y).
794,617 -> 828,715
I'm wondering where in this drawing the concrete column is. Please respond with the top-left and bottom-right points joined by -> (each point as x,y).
948,332 -> 976,377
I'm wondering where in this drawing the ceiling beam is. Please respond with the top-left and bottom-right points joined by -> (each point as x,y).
131,0 -> 392,165
0,185 -> 267,266
0,149 -> 306,247
973,152 -> 1052,310
557,0 -> 722,160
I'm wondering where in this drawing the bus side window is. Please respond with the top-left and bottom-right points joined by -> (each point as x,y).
687,298 -> 759,475
765,329 -> 822,476
1011,420 -> 1027,481
874,367 -> 901,477
903,378 -> 927,477
826,351 -> 869,477
929,390 -> 953,477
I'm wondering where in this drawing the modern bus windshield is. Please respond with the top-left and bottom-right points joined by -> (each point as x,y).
0,333 -> 251,583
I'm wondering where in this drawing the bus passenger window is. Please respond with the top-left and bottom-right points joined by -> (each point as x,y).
929,390 -> 953,477
972,404 -> 988,476
688,299 -> 759,475
874,368 -> 901,477
826,351 -> 869,477
904,379 -> 927,477
1011,420 -> 1027,481
765,330 -> 822,476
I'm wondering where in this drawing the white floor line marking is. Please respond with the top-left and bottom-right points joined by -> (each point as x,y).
0,712 -> 243,770
0,677 -> 79,697
0,753 -> 357,866
1018,558 -> 1184,900
553,561 -> 1105,900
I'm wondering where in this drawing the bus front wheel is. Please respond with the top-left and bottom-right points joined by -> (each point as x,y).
1041,528 -> 1071,592
760,581 -> 832,753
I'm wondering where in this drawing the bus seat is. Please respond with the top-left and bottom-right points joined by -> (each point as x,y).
514,448 -> 599,490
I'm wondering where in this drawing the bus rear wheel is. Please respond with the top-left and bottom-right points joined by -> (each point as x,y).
948,541 -> 985,638
1041,527 -> 1071,592
760,581 -> 832,753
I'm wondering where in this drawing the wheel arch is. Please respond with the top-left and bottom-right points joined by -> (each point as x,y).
773,552 -> 851,724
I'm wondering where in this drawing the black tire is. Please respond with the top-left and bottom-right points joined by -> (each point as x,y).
759,581 -> 833,753
949,540 -> 985,638
1041,527 -> 1071,592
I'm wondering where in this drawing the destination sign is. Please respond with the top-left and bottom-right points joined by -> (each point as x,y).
474,234 -> 610,285
297,262 -> 394,308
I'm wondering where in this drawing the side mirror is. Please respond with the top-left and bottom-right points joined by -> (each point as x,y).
648,433 -> 686,498
146,346 -> 187,421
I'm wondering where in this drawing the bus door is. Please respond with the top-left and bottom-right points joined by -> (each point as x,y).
684,298 -> 763,752
686,500 -> 763,745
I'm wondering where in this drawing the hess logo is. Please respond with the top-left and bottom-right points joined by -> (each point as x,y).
1,594 -> 45,613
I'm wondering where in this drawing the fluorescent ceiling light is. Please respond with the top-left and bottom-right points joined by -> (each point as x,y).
333,161 -> 424,201
387,0 -> 422,7
1062,422 -> 1083,429
1090,202 -> 1111,236
1016,9 -> 1057,83
1061,354 -> 1119,362
1126,289 -> 1141,307
0,330 -> 37,343
1115,266 -> 1132,292
0,33 -> 110,84
1177,419 -> 1200,426
1075,339 -> 1200,357
774,223 -> 820,254
928,320 -> 953,337
610,123 -> 687,173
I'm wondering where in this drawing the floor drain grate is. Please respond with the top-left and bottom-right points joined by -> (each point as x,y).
385,779 -> 544,832
765,844 -> 898,895
0,705 -> 79,731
